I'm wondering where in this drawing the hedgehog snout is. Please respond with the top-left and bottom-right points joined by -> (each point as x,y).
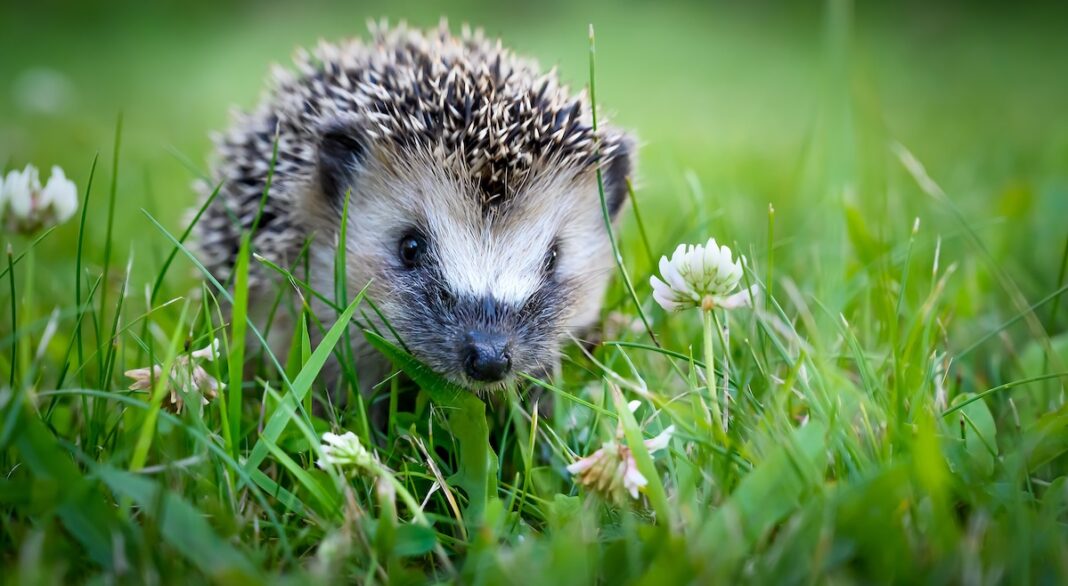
460,330 -> 512,383
447,295 -> 516,383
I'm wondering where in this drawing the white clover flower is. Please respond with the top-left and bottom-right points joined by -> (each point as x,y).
43,166 -> 78,222
567,425 -> 674,502
650,238 -> 758,312
316,431 -> 374,470
1,164 -> 78,234
124,339 -> 223,414
3,166 -> 38,220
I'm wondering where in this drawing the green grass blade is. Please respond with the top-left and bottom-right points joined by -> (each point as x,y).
696,422 -> 828,571
73,154 -> 99,385
149,180 -> 223,304
261,436 -> 339,518
0,226 -> 57,282
588,24 -> 659,348
142,209 -> 292,385
364,330 -> 499,527
611,384 -> 671,525
6,246 -> 16,388
128,299 -> 189,471
38,388 -> 294,558
96,114 -> 123,382
243,288 -> 367,475
11,406 -> 122,568
228,234 -> 251,456
941,372 -> 1068,416
93,464 -> 260,581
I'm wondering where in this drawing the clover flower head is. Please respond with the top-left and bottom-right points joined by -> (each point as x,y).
567,425 -> 675,502
1,164 -> 78,234
316,431 -> 374,471
124,339 -> 223,414
650,238 -> 757,312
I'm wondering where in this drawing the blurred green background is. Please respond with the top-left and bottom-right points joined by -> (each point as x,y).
1,0 -> 1066,321
3,2 -> 1068,581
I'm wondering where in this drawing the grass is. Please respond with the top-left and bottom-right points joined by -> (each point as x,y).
3,1 -> 1068,584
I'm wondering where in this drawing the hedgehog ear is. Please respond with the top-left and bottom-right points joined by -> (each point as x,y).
317,123 -> 369,209
600,133 -> 635,220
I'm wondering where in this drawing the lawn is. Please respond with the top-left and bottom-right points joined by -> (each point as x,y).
2,1 -> 1068,583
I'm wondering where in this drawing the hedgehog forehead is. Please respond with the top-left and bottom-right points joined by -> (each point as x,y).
430,214 -> 550,305
348,55 -> 602,209
270,24 -> 619,208
396,162 -> 581,305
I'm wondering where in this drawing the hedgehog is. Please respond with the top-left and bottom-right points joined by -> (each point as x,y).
195,21 -> 634,393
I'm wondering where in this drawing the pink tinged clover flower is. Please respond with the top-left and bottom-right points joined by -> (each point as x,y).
1,164 -> 78,234
567,424 -> 675,502
650,238 -> 758,312
125,339 -> 222,414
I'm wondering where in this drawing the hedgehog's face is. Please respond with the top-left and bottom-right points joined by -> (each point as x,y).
313,128 -> 633,390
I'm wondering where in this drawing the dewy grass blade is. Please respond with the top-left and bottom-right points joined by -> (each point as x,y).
333,189 -> 371,437
253,251 -> 345,313
518,372 -> 617,418
603,340 -> 708,369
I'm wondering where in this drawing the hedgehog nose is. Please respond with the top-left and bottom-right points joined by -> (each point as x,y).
462,331 -> 512,382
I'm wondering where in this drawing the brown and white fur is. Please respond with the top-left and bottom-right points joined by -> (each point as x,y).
195,21 -> 634,394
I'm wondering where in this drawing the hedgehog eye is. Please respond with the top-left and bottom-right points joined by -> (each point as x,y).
398,233 -> 428,268
543,243 -> 559,276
